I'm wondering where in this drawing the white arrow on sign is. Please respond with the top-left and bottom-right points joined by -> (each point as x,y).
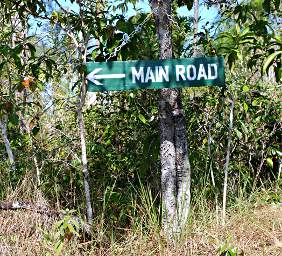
86,68 -> 126,85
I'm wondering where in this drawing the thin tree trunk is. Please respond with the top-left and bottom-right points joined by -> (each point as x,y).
193,0 -> 199,53
85,0 -> 106,108
77,100 -> 93,224
26,125 -> 41,186
0,115 -> 16,171
76,0 -> 93,225
222,93 -> 234,225
0,15 -> 18,172
150,0 -> 191,237
57,0 -> 94,227
77,56 -> 93,224
278,159 -> 282,181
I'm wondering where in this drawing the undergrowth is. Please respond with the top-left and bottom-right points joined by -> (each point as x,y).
0,178 -> 281,256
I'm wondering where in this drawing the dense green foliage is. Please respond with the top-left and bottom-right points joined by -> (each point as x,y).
0,0 -> 281,240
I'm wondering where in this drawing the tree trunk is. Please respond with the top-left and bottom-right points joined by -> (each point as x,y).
0,115 -> 16,171
76,0 -> 93,225
150,0 -> 191,237
85,0 -> 106,108
77,99 -> 93,224
175,98 -> 191,232
193,0 -> 199,53
222,92 -> 234,225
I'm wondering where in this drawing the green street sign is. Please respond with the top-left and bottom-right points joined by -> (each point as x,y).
86,56 -> 225,92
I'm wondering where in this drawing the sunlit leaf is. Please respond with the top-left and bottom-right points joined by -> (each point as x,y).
252,99 -> 259,106
138,114 -> 147,124
263,51 -> 282,74
243,102 -> 248,112
242,85 -> 249,92
266,157 -> 273,168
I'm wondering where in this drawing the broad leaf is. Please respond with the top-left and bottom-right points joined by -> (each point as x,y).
138,114 -> 147,124
263,51 -> 282,73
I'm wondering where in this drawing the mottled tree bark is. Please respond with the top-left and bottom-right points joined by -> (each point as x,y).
175,100 -> 191,232
150,0 -> 191,237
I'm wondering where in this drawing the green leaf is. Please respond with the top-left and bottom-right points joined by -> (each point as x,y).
32,126 -> 40,136
31,63 -> 40,78
8,114 -> 19,126
275,150 -> 282,157
67,224 -> 79,237
26,43 -> 36,58
185,0 -> 193,10
91,50 -> 97,60
69,219 -> 80,229
0,61 -> 6,72
263,51 -> 282,74
235,129 -> 243,140
177,0 -> 193,9
273,35 -> 282,46
138,114 -> 147,124
0,45 -> 10,55
116,19 -> 127,32
37,81 -> 45,90
13,44 -> 23,54
54,240 -> 64,255
227,52 -> 238,69
243,102 -> 248,112
266,157 -> 273,168
239,120 -> 249,135
242,85 -> 249,92
252,99 -> 259,106
240,39 -> 254,44
51,11 -> 58,26
274,0 -> 281,9
13,54 -> 22,69
263,0 -> 271,13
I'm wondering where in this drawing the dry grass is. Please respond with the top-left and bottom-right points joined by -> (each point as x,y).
0,210 -> 55,255
183,202 -> 282,256
0,190 -> 281,256
106,201 -> 282,256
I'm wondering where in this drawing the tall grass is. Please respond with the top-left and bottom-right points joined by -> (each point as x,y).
0,168 -> 281,255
